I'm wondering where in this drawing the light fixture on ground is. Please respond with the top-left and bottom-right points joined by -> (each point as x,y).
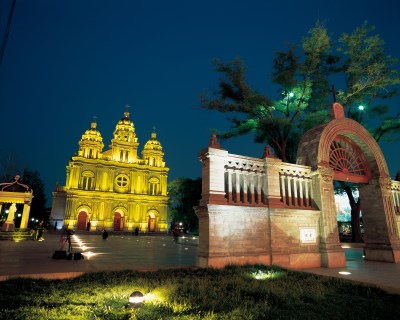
128,291 -> 144,308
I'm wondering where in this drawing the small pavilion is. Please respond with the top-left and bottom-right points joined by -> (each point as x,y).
0,175 -> 33,231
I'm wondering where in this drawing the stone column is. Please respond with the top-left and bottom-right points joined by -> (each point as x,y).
161,173 -> 168,196
20,202 -> 31,229
298,176 -> 304,207
71,164 -> 82,189
256,171 -> 262,204
280,173 -> 286,205
305,178 -> 311,207
312,165 -> 345,268
109,168 -> 115,192
2,203 -> 16,231
235,170 -> 241,203
243,169 -> 248,204
226,167 -> 232,202
249,170 -> 255,204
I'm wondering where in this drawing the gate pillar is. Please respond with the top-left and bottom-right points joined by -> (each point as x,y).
312,164 -> 346,268
360,176 -> 400,262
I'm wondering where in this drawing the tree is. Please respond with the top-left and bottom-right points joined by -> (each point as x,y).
333,22 -> 400,242
168,177 -> 202,233
201,23 -> 336,162
21,168 -> 48,223
334,181 -> 363,242
201,22 -> 400,242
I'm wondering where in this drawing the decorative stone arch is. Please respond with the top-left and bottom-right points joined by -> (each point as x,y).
147,208 -> 159,232
112,206 -> 127,231
297,103 -> 400,266
75,205 -> 91,231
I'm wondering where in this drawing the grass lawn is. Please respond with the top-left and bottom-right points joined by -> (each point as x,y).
0,265 -> 399,320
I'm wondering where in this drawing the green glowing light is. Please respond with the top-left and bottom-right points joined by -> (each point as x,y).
250,269 -> 285,280
358,105 -> 364,111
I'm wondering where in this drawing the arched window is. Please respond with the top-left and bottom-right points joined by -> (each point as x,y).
119,149 -> 130,162
148,177 -> 160,195
81,171 -> 95,190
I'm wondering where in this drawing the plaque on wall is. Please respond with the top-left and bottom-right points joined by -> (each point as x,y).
300,227 -> 317,244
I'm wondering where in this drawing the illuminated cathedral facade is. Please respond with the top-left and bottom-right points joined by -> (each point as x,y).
51,110 -> 169,232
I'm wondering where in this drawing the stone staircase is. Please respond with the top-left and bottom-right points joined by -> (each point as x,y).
0,228 -> 34,241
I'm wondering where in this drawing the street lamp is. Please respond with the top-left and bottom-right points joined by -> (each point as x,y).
358,105 -> 365,123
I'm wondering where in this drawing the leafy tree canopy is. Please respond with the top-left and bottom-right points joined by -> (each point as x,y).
201,21 -> 400,162
168,177 -> 201,233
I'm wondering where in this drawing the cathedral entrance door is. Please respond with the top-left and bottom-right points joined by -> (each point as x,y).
77,211 -> 87,230
148,212 -> 156,232
114,212 -> 121,231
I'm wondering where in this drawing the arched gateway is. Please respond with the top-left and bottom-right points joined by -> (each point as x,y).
195,103 -> 400,269
297,103 -> 400,265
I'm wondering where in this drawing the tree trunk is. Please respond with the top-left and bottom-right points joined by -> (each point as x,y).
350,198 -> 363,243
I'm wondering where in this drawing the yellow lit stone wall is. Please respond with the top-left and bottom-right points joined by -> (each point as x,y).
51,111 -> 169,232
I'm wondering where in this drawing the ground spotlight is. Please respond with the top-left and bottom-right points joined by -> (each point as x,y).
128,291 -> 144,308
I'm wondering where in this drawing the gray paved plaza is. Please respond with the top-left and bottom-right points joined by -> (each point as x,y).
1,232 -> 400,295
0,232 -> 198,279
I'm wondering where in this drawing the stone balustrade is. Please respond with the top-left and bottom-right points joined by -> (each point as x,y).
278,163 -> 314,208
205,150 -> 316,208
224,154 -> 266,205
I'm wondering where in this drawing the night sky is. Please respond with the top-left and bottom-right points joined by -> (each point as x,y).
0,0 -> 399,205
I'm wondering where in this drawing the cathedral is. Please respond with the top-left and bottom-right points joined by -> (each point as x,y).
50,109 -> 169,232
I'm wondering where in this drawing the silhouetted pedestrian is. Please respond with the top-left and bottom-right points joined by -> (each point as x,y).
102,229 -> 108,240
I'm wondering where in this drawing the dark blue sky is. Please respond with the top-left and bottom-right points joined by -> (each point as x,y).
0,0 -> 399,204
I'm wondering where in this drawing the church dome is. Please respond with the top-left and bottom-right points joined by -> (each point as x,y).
113,110 -> 137,142
78,118 -> 104,158
109,108 -> 140,163
142,130 -> 165,167
81,121 -> 103,143
144,131 -> 163,151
